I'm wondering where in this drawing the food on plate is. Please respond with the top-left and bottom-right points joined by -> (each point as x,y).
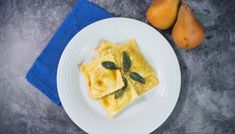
99,77 -> 138,117
96,39 -> 158,95
80,39 -> 159,117
146,0 -> 180,30
80,54 -> 124,99
172,1 -> 205,49
95,40 -> 118,57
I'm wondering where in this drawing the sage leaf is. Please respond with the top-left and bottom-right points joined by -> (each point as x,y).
101,61 -> 119,70
129,72 -> 145,84
123,51 -> 131,72
114,89 -> 125,99
115,77 -> 128,99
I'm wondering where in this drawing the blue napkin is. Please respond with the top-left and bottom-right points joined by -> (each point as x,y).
26,0 -> 112,106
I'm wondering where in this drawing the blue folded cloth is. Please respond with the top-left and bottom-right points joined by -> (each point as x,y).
26,0 -> 112,106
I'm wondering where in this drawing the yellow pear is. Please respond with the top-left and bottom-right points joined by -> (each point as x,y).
146,0 -> 180,30
172,2 -> 205,49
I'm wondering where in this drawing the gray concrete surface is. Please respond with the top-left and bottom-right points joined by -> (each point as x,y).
0,0 -> 235,134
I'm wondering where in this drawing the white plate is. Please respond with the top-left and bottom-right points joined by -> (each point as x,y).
57,18 -> 181,134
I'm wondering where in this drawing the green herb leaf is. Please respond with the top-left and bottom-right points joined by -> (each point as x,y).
123,51 -> 131,72
101,61 -> 119,70
115,77 -> 128,99
129,72 -> 145,84
114,89 -> 125,99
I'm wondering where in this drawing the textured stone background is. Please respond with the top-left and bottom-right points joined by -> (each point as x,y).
0,0 -> 235,134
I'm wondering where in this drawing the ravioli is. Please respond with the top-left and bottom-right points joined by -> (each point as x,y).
95,40 -> 117,57
80,39 -> 159,118
80,54 -> 124,99
119,40 -> 159,95
96,39 -> 159,95
99,80 -> 138,117
127,73 -> 158,95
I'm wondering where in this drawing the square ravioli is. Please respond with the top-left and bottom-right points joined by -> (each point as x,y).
95,40 -> 118,57
80,39 -> 159,118
96,39 -> 159,95
99,79 -> 138,117
80,54 -> 124,99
